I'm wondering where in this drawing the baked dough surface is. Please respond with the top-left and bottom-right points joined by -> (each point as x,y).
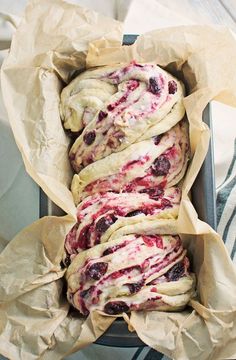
66,233 -> 195,315
61,62 -> 185,171
61,61 -> 195,315
65,188 -> 181,256
71,120 -> 189,204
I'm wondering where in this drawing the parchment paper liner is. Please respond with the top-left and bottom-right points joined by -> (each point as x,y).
1,0 -> 236,359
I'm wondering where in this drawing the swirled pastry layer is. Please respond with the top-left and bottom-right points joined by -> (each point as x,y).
71,120 -> 189,204
64,188 -> 180,258
65,61 -> 185,171
66,234 -> 195,315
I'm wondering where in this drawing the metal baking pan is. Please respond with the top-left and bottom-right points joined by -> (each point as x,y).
40,34 -> 217,348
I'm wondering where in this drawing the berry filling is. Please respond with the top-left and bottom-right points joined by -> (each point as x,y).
67,233 -> 194,315
121,159 -> 141,171
85,262 -> 108,280
161,198 -> 172,208
149,77 -> 160,94
104,265 -> 141,282
102,242 -> 128,256
98,110 -> 108,122
75,120 -> 189,201
107,80 -> 140,112
95,215 -> 117,234
77,225 -> 91,250
65,223 -> 80,254
65,190 -> 180,255
104,301 -> 130,315
151,155 -> 171,176
125,280 -> 145,294
83,130 -> 96,145
168,80 -> 177,94
165,261 -> 185,281
153,134 -> 163,145
140,186 -> 165,199
142,235 -> 163,248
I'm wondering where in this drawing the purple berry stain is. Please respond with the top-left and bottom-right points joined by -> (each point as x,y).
151,155 -> 170,176
86,262 -> 108,280
161,198 -> 172,209
125,280 -> 144,294
98,110 -> 108,122
153,134 -> 163,145
104,301 -> 130,315
78,225 -> 90,250
83,130 -> 96,145
149,77 -> 160,94
168,80 -> 177,94
102,242 -> 127,256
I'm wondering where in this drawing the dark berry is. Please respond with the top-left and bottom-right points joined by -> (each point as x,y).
166,262 -> 185,281
107,103 -> 115,111
103,247 -> 114,256
83,130 -> 96,145
149,77 -> 160,94
125,280 -> 144,294
168,80 -> 177,94
95,215 -> 117,234
140,187 -> 164,199
86,262 -> 108,280
151,155 -> 170,176
153,134 -> 163,145
125,210 -> 144,217
104,301 -> 130,315
98,110 -> 108,122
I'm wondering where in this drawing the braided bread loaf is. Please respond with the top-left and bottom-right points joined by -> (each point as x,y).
60,61 -> 195,315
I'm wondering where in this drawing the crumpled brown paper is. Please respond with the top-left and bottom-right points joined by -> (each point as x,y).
1,0 -> 236,359
1,0 -> 123,219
